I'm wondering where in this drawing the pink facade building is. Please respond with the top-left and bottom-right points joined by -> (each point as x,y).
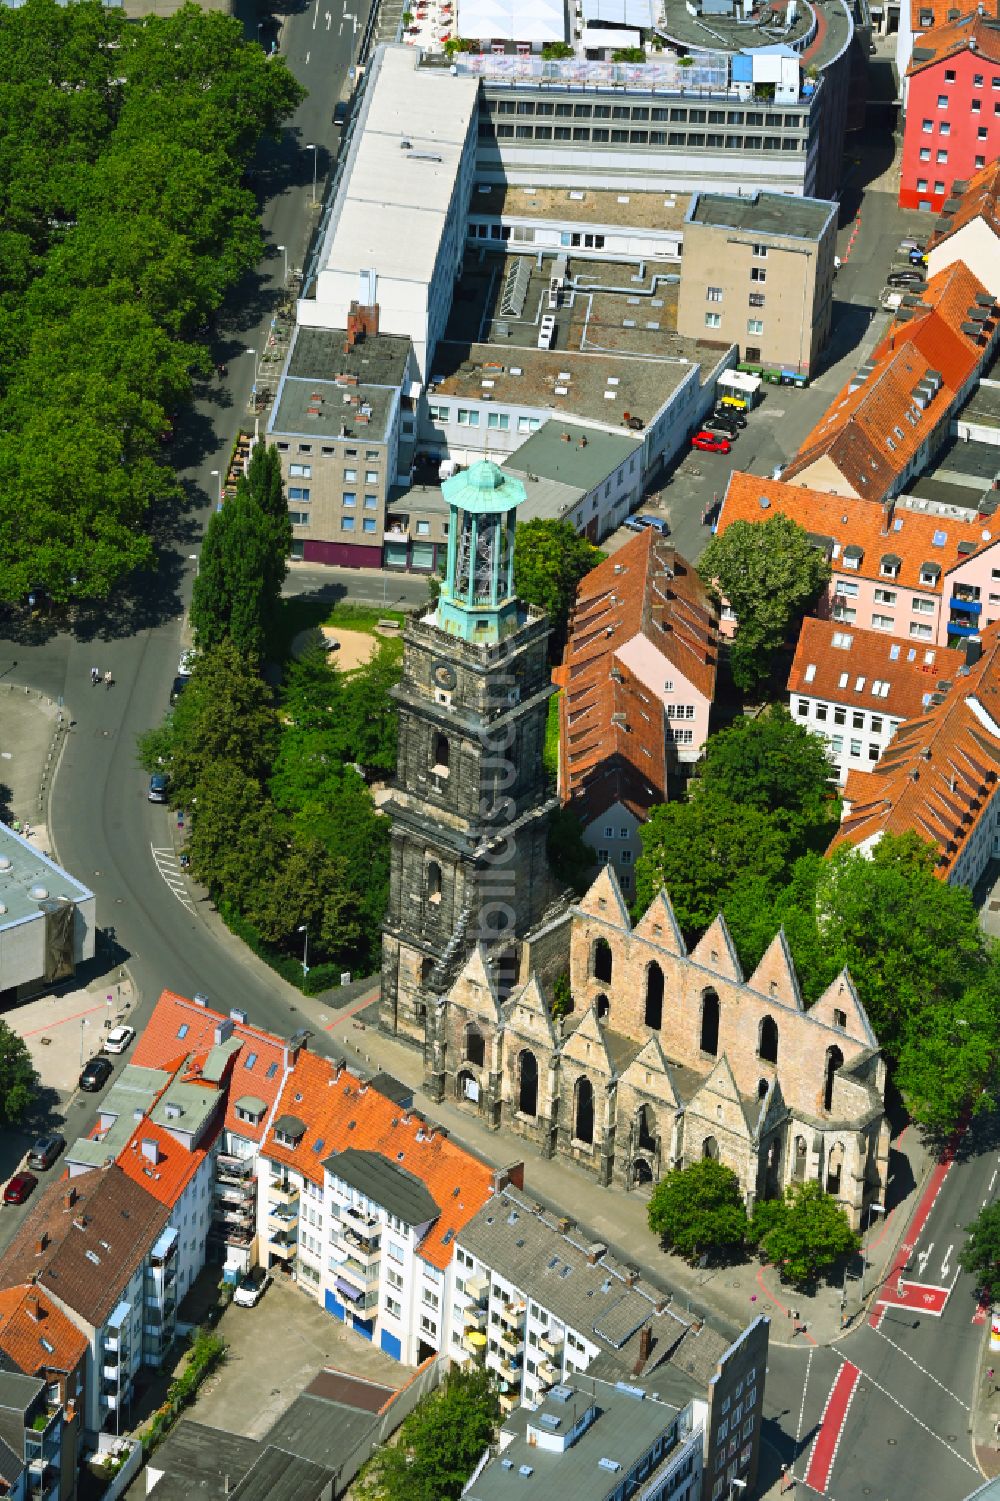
900,14 -> 1000,214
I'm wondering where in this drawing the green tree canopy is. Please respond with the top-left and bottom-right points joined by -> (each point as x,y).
699,514 -> 830,692
0,1021 -> 38,1127
697,706 -> 840,853
647,1157 -> 748,1261
635,793 -> 790,939
513,518 -> 604,651
191,487 -> 288,663
751,1181 -> 859,1286
357,1366 -> 499,1501
960,1202 -> 1000,1300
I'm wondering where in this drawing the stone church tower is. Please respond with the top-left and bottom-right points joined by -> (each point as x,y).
380,461 -> 557,1053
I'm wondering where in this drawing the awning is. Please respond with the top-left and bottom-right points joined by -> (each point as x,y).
335,1277 -> 365,1302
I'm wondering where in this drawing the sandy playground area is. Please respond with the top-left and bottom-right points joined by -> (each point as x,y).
291,624 -> 379,671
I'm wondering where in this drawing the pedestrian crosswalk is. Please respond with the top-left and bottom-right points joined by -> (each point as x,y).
151,844 -> 195,913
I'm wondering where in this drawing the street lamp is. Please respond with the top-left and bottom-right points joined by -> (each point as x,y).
297,924 -> 310,977
79,1018 -> 89,1066
861,1201 -> 886,1300
277,243 -> 289,284
306,143 -> 319,208
209,469 -> 223,509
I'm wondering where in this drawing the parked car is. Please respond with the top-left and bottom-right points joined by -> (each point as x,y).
333,100 -> 348,128
887,268 -> 926,288
691,430 -> 732,454
234,1267 -> 273,1308
177,649 -> 197,679
27,1134 -> 65,1171
79,1056 -> 113,1093
909,249 -> 928,266
148,773 -> 169,804
703,416 -> 740,440
713,407 -> 747,429
105,1025 -> 136,1055
3,1172 -> 37,1207
626,515 -> 670,536
169,676 -> 188,707
899,237 -> 926,253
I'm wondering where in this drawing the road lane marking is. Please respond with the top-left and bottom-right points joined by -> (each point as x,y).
872,1325 -> 969,1408
940,1243 -> 954,1281
846,1361 -> 978,1471
917,1242 -> 934,1277
990,1168 -> 997,1193
150,843 -> 195,913
805,1361 -> 860,1494
794,1347 -> 812,1456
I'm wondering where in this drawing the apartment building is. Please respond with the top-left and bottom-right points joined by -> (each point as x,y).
0,1294 -> 87,1501
256,1047 -> 506,1366
0,1169 -> 175,1436
830,626 -> 1000,887
557,530 -> 719,892
782,261 -> 999,503
715,474 -> 1000,648
129,990 -> 291,1283
676,191 -> 837,375
926,158 -> 1000,298
266,318 -> 418,569
787,616 -> 965,782
900,13 -> 1000,213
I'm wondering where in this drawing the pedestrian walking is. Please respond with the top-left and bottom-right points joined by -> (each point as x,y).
91,666 -> 99,686
104,670 -> 113,690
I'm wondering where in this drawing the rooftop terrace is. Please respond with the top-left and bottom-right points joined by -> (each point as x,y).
469,183 -> 690,231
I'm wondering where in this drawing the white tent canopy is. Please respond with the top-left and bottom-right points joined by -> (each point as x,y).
457,0 -> 566,40
582,23 -> 640,45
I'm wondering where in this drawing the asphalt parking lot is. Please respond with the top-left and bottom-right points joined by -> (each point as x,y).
191,1275 -> 412,1440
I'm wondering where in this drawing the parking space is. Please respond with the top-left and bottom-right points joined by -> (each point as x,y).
191,1275 -> 413,1441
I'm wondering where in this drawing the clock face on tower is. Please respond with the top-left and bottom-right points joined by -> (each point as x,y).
431,661 -> 457,691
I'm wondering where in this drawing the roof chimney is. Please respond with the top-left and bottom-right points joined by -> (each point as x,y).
965,635 -> 983,667
25,1295 -> 41,1323
636,1323 -> 653,1368
34,1234 -> 48,1257
64,1187 -> 77,1211
585,1242 -> 607,1266
141,1139 -> 161,1165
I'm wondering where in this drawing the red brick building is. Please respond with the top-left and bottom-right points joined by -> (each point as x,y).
900,13 -> 1000,212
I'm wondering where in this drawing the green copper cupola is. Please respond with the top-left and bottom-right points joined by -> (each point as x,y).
437,461 -> 525,644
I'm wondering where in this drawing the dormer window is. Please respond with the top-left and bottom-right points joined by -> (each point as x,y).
272,1114 -> 306,1148
880,554 -> 901,579
919,561 -> 941,587
843,544 -> 863,570
234,1096 -> 266,1126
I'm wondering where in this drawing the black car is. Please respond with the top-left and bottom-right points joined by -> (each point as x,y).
169,676 -> 188,707
79,1056 -> 113,1093
713,408 -> 747,429
887,267 -> 926,288
704,415 -> 740,439
333,100 -> 349,128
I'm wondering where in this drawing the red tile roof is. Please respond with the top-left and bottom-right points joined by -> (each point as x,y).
928,157 -> 1000,251
788,616 -> 965,720
783,262 -> 997,500
558,529 -> 719,825
132,991 -> 286,1144
116,1119 -> 209,1208
0,1285 -> 87,1378
262,1050 -> 496,1270
829,624 -> 1000,874
717,472 -> 997,597
907,10 -> 1000,73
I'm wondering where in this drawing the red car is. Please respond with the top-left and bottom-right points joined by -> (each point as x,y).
691,430 -> 732,454
3,1171 -> 37,1206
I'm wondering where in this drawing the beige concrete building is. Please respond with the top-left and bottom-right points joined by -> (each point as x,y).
676,191 -> 838,375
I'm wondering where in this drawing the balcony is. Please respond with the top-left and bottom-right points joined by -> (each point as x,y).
216,1180 -> 255,1206
465,1273 -> 489,1302
101,1393 -> 120,1412
216,1154 -> 254,1184
463,1303 -> 487,1331
951,586 -> 981,606
948,618 -> 981,637
496,1299 -> 525,1330
269,1235 -> 296,1260
343,1228 -> 381,1262
498,1329 -> 524,1359
339,1257 -> 380,1293
463,1331 -> 487,1361
537,1358 -> 557,1384
341,1203 -> 379,1236
102,1364 -> 120,1380
216,1202 -> 254,1227
268,1181 -> 299,1207
539,1333 -> 562,1359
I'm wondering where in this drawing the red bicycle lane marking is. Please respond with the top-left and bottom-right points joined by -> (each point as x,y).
870,1123 -> 963,1328
805,1361 -> 861,1494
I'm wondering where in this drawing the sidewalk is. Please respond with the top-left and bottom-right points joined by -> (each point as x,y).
295,988 -> 934,1348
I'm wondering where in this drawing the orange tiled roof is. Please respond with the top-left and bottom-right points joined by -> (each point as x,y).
717,472 -> 997,597
788,616 -> 965,720
558,529 -> 719,825
928,158 -> 1000,251
908,10 -> 1000,73
0,1285 -> 87,1377
132,991 -> 286,1144
116,1118 -> 209,1208
262,1050 -> 495,1270
783,263 -> 997,501
829,623 -> 1000,874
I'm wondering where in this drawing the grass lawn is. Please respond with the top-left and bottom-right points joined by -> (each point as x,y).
273,598 -> 408,663
543,690 -> 560,784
